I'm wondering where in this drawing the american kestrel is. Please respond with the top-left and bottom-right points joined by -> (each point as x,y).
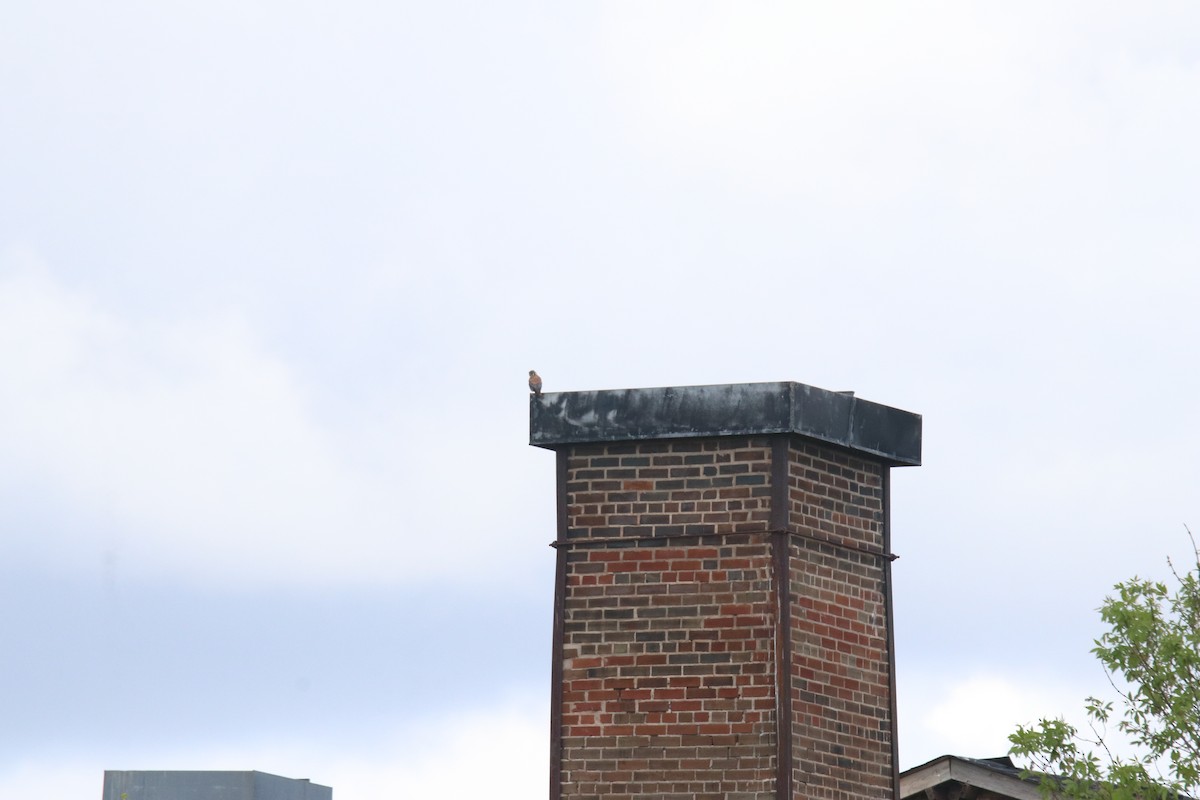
528,370 -> 543,397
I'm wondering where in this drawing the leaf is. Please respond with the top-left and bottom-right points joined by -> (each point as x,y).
1010,530 -> 1200,800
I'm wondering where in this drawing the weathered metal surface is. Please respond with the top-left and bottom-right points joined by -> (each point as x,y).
530,381 -> 922,466
101,771 -> 331,800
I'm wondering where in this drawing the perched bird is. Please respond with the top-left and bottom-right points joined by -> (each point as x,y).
528,370 -> 543,397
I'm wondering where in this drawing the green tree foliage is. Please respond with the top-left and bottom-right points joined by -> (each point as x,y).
1009,530 -> 1200,800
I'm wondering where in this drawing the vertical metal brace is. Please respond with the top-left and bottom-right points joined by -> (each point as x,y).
883,467 -> 900,800
549,448 -> 569,800
770,436 -> 794,800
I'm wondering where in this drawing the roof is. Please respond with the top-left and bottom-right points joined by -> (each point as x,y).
900,755 -> 1042,800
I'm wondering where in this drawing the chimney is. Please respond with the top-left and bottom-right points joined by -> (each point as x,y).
530,381 -> 921,800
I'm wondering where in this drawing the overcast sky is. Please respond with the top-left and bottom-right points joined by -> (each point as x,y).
3,2 -> 1200,797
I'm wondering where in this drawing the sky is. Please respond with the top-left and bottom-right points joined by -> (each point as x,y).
3,1 -> 1200,797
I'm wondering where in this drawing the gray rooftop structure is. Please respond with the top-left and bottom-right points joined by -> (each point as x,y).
529,380 -> 921,466
102,771 -> 331,800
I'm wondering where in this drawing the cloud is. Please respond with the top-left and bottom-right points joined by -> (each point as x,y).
0,698 -> 548,800
317,700 -> 547,800
596,4 -> 1014,195
596,2 -> 1200,213
899,671 -> 1099,766
0,251 -> 552,589
0,759 -> 97,800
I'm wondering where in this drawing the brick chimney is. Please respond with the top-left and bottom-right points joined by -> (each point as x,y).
530,382 -> 921,800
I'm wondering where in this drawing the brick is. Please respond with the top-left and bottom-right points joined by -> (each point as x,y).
553,436 -> 899,800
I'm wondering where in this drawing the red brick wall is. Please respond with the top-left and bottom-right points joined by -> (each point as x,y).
554,436 -> 894,800
565,438 -> 774,540
788,444 -> 890,800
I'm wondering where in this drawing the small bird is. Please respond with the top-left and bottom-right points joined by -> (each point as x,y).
528,370 -> 543,397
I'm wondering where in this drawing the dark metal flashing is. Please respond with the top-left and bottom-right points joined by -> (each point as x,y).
530,381 -> 921,466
